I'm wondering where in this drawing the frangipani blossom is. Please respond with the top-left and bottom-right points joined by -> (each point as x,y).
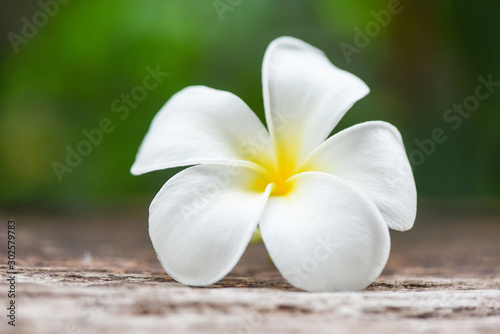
131,36 -> 417,292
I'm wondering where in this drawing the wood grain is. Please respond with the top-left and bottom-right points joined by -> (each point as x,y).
1,211 -> 499,333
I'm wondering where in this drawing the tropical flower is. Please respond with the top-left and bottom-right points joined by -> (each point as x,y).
131,36 -> 417,292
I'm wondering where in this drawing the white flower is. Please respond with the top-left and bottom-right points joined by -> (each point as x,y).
131,36 -> 417,292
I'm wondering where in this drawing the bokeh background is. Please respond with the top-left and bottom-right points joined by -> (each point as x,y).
1,0 -> 499,212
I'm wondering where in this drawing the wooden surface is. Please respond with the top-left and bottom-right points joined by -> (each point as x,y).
1,210 -> 499,334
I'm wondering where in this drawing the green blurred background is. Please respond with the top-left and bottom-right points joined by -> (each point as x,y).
1,0 -> 499,211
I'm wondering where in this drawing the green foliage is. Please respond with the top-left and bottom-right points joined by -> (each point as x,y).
1,0 -> 499,208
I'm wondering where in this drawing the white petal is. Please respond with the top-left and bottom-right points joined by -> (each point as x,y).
301,121 -> 417,231
131,86 -> 274,175
262,36 -> 370,167
149,164 -> 271,286
259,172 -> 390,292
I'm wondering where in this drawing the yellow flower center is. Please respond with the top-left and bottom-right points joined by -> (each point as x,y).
249,141 -> 300,197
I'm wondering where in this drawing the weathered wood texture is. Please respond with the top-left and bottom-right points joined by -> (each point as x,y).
1,211 -> 499,334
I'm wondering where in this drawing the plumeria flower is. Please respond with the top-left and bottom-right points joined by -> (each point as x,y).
131,36 -> 417,292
